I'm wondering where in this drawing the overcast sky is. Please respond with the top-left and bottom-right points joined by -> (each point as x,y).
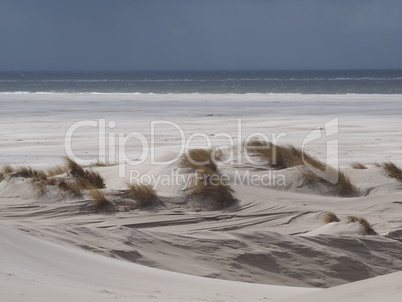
1,0 -> 401,71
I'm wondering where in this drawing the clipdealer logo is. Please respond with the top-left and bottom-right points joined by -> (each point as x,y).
64,118 -> 339,184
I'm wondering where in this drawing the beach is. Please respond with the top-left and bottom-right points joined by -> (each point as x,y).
1,93 -> 402,301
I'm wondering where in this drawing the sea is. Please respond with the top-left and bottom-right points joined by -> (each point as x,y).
1,70 -> 402,94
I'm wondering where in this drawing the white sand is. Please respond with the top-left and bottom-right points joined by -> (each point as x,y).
1,93 -> 402,301
1,93 -> 401,166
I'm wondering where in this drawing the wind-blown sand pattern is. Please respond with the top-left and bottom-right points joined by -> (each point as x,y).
1,93 -> 402,301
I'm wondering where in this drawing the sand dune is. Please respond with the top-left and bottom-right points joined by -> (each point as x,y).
1,93 -> 402,301
0,225 -> 317,302
276,271 -> 402,302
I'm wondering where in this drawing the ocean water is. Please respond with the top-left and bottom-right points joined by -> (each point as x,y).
1,70 -> 402,94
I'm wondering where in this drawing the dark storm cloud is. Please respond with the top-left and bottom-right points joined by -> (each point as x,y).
0,0 -> 401,71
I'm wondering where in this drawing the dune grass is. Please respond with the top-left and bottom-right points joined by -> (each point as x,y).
379,161 -> 402,182
128,183 -> 160,208
4,166 -> 50,196
42,158 -> 106,197
64,157 -> 105,190
89,189 -> 113,209
1,160 -> 105,199
182,149 -> 219,172
13,166 -> 47,180
189,166 -> 235,209
301,171 -> 321,186
182,150 -> 236,209
1,165 -> 15,177
0,165 -> 47,181
46,165 -> 68,177
0,165 -> 51,196
350,162 -> 368,169
347,216 -> 377,235
246,140 -> 358,196
56,180 -> 83,197
302,168 -> 358,197
27,158 -> 106,198
322,212 -> 340,224
335,169 -> 358,197
0,166 -> 11,181
322,213 -> 376,235
0,165 -> 54,197
246,140 -> 326,170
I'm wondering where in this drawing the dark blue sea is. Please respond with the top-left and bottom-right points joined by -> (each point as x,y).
1,70 -> 402,94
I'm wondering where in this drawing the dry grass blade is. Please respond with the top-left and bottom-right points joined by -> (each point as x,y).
128,183 -> 160,208
350,162 -> 368,169
322,212 -> 340,224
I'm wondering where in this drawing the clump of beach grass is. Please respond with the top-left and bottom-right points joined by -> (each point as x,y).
13,166 -> 47,180
335,169 -> 358,197
189,168 -> 235,209
128,183 -> 160,208
0,165 -> 54,198
301,171 -> 321,186
0,165 -> 47,181
347,216 -> 377,235
322,212 -> 340,224
302,168 -> 358,197
182,149 -> 219,172
379,161 -> 402,182
182,149 -> 236,209
64,157 -> 105,190
245,140 -> 326,170
246,140 -> 359,196
0,160 -> 105,199
0,165 -> 48,196
350,162 -> 368,169
322,213 -> 376,235
35,158 -> 106,198
89,189 -> 113,209
57,179 -> 83,197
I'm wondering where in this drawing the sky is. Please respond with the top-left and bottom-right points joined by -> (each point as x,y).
1,0 -> 402,71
